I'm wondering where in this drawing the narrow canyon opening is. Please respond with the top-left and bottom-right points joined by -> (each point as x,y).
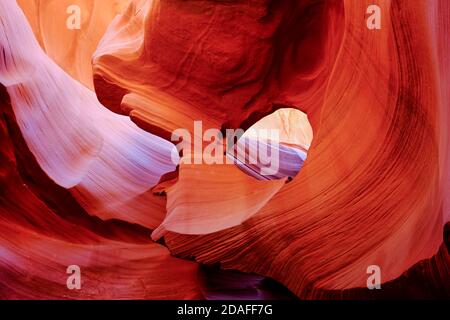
230,108 -> 313,180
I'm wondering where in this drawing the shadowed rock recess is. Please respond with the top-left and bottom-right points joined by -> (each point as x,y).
0,0 -> 449,299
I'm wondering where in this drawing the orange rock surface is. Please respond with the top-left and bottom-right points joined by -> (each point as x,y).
0,0 -> 449,299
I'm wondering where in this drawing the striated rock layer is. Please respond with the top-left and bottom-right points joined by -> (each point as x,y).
0,0 -> 449,299
93,0 -> 450,298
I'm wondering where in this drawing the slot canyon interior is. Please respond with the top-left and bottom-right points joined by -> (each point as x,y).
0,0 -> 449,299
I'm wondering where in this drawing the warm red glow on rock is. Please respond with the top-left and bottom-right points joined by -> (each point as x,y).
0,0 -> 449,299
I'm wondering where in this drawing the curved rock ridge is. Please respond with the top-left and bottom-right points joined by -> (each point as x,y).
0,0 -> 175,229
17,0 -> 131,89
92,0 -> 344,135
0,0 -> 449,300
0,85 -> 201,299
93,0 -> 450,297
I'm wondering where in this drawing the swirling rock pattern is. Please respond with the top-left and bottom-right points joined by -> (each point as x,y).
0,0 -> 449,299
